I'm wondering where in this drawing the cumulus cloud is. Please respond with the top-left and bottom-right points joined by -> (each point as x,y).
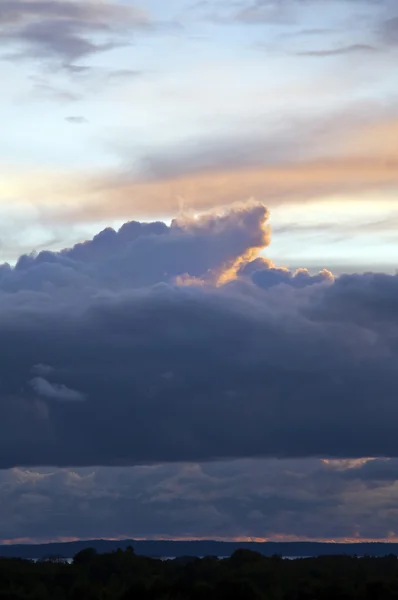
0,200 -> 397,468
239,258 -> 334,289
2,200 -> 269,291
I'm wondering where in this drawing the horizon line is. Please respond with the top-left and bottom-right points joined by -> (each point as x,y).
3,537 -> 398,547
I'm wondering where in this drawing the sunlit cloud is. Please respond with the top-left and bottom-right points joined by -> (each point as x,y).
2,157 -> 397,225
0,0 -> 398,547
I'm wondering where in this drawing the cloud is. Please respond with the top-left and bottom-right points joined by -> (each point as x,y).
0,200 -> 396,468
30,377 -> 86,402
205,0 -> 389,27
29,76 -> 81,102
2,457 -> 398,543
381,16 -> 398,46
65,116 -> 88,124
202,0 -> 295,25
296,44 -> 379,57
2,108 -> 398,228
62,63 -> 91,74
282,27 -> 334,38
107,69 -> 143,79
0,0 -> 149,65
239,258 -> 334,288
65,110 -> 398,223
77,157 -> 398,223
233,1 -> 295,24
4,200 -> 268,290
32,364 -> 54,377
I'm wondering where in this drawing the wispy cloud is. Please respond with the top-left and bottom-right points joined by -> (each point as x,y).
107,68 -> 144,79
0,0 -> 150,66
1,106 -> 398,229
65,116 -> 88,124
29,76 -> 81,102
296,43 -> 379,57
381,15 -> 398,46
30,377 -> 86,402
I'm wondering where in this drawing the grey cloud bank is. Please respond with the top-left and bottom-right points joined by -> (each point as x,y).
2,457 -> 398,542
0,201 -> 397,468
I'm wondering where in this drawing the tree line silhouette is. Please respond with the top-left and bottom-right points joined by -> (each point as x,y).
1,546 -> 398,599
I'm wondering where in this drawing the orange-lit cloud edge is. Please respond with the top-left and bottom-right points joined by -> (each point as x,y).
3,534 -> 398,546
2,113 -> 398,227
8,157 -> 397,224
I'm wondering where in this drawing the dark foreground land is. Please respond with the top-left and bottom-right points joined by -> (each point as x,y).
3,540 -> 398,560
2,548 -> 398,600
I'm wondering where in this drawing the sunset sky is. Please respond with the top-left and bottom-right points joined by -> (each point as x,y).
1,0 -> 398,544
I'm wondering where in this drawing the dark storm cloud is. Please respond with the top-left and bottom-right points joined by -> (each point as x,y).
0,0 -> 149,65
0,200 -> 397,468
1,457 -> 398,542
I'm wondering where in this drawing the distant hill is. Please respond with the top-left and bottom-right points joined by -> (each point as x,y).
1,540 -> 398,559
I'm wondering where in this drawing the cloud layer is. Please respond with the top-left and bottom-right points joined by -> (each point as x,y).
0,0 -> 148,65
0,200 -> 396,468
3,456 -> 398,543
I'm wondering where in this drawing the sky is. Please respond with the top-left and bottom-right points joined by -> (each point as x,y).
0,0 -> 398,544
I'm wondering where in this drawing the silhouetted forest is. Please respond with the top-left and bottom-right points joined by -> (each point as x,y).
1,547 -> 398,599
3,540 -> 398,560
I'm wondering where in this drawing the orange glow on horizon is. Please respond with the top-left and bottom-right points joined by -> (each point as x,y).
3,534 -> 398,546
